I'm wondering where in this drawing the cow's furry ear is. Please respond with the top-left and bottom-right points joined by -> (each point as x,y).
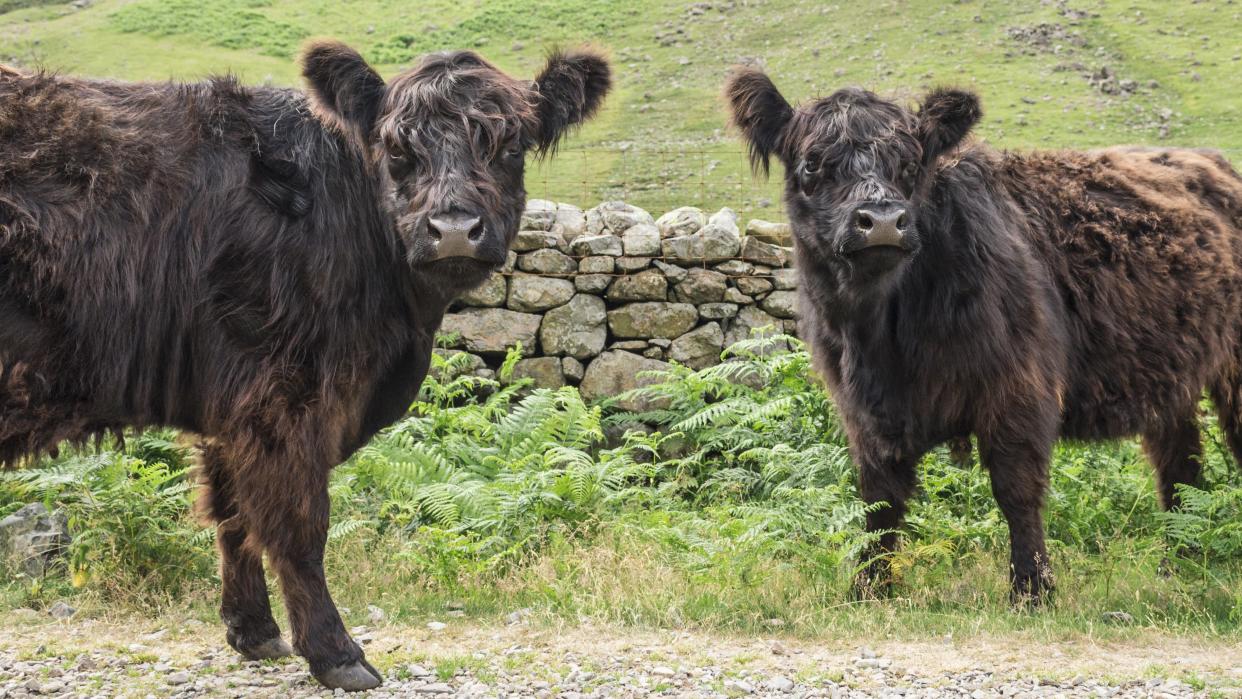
918,88 -> 981,164
724,67 -> 794,177
531,48 -> 612,156
303,41 -> 386,138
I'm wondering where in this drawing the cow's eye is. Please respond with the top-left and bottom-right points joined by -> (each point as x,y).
801,156 -> 822,176
503,143 -> 523,160
387,153 -> 411,179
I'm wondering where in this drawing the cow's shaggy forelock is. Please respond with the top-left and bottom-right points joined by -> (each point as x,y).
378,52 -> 535,165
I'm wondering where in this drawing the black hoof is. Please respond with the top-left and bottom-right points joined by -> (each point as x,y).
316,659 -> 383,691
226,623 -> 295,661
238,637 -> 295,661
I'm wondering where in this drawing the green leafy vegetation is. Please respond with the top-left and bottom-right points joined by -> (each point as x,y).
4,337 -> 1240,639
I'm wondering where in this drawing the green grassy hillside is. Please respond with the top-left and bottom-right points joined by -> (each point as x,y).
3,0 -> 1239,219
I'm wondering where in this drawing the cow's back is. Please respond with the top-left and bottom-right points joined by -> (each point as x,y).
0,69 -> 325,440
1001,148 -> 1242,438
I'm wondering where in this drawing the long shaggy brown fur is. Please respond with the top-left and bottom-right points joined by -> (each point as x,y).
726,70 -> 1242,602
0,42 -> 609,690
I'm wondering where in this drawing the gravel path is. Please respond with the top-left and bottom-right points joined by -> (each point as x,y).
1,610 -> 1239,697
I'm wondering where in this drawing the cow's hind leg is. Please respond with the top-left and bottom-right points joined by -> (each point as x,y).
226,435 -> 380,691
199,445 -> 292,660
1210,371 -> 1242,473
1141,412 -> 1203,511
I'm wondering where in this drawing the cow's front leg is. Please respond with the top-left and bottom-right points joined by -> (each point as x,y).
978,432 -> 1055,604
228,438 -> 380,692
852,447 -> 920,599
199,445 -> 292,660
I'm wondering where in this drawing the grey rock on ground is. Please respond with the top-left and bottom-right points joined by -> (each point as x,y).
0,503 -> 69,577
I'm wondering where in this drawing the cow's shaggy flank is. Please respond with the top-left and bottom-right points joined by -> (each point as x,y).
0,44 -> 609,691
726,68 -> 1242,602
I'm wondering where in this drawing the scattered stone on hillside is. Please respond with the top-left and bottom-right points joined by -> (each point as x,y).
607,269 -> 668,302
740,236 -> 789,267
510,357 -> 565,389
735,275 -> 773,297
570,234 -> 624,257
653,259 -> 688,283
518,248 -> 577,276
47,600 -> 77,619
673,268 -> 727,304
698,302 -> 739,320
608,302 -> 699,339
745,219 -> 792,245
724,287 -> 755,305
507,274 -> 575,312
0,503 -> 68,577
560,356 -> 585,384
575,274 -> 613,294
725,306 -> 787,349
1102,611 -> 1136,625
586,201 -> 656,236
441,308 -> 541,355
714,259 -> 754,276
579,255 -> 615,274
669,322 -> 724,369
655,206 -> 707,238
621,223 -> 661,256
513,229 -> 560,252
761,290 -> 798,319
539,294 -> 607,359
579,351 -> 671,411
772,268 -> 798,290
615,256 -> 653,272
457,272 -> 507,307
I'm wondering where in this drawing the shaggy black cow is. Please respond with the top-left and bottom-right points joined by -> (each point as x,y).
726,68 -> 1242,601
0,43 -> 610,689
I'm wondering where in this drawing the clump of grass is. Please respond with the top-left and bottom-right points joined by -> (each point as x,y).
110,0 -> 308,59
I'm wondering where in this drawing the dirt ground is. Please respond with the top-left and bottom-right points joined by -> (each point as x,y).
1,610 -> 1240,697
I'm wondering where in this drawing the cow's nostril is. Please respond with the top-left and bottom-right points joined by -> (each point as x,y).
428,225 -> 443,242
896,212 -> 909,230
856,212 -> 874,231
467,220 -> 484,242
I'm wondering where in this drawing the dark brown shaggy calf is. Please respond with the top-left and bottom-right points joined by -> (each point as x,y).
0,44 -> 609,689
726,69 -> 1242,602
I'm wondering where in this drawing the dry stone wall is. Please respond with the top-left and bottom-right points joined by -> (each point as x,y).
439,200 -> 795,401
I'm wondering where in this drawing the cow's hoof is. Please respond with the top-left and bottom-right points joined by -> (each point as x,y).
316,660 -> 383,692
239,637 -> 295,661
